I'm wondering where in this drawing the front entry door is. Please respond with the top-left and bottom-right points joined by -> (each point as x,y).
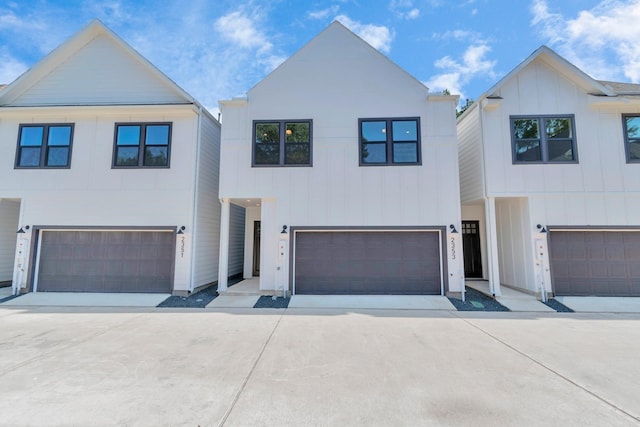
462,221 -> 483,278
252,221 -> 261,276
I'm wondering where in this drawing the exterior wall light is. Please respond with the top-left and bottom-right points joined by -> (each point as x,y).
177,226 -> 186,235
537,224 -> 547,233
449,224 -> 458,234
16,225 -> 30,234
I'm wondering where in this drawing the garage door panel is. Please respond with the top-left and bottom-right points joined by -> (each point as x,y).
295,231 -> 441,295
550,230 -> 640,296
37,230 -> 174,293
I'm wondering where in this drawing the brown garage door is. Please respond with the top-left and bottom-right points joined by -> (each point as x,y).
294,231 -> 442,295
36,230 -> 174,293
549,230 -> 640,296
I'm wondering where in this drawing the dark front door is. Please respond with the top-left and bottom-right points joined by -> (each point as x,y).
252,221 -> 261,276
462,221 -> 483,278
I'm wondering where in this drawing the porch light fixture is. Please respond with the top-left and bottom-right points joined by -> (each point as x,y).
449,224 -> 458,234
16,225 -> 30,234
537,224 -> 547,233
177,226 -> 186,235
281,225 -> 288,234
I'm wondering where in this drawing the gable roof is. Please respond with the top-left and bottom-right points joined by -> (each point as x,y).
485,46 -> 616,100
0,19 -> 196,107
247,20 -> 429,97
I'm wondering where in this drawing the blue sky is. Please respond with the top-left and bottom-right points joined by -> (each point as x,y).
1,0 -> 638,111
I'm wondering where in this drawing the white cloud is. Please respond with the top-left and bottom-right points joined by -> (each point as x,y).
0,48 -> 28,84
531,0 -> 640,82
215,10 -> 273,54
335,15 -> 394,53
307,5 -> 340,20
425,43 -> 496,100
390,0 -> 420,20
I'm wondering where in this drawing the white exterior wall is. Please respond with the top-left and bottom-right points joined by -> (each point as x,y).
460,57 -> 640,297
483,59 -> 640,198
0,199 -> 20,281
495,198 -> 536,292
9,34 -> 185,106
0,105 -> 201,292
458,106 -> 485,203
191,113 -> 222,289
220,24 -> 462,292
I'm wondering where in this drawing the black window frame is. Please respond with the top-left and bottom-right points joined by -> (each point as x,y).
112,122 -> 172,168
510,115 -> 578,164
15,123 -> 74,169
622,114 -> 640,163
359,117 -> 422,166
252,119 -> 313,167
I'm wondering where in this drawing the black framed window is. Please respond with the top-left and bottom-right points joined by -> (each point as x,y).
113,123 -> 171,168
511,115 -> 577,163
359,117 -> 421,165
623,114 -> 640,162
15,124 -> 73,168
253,120 -> 312,166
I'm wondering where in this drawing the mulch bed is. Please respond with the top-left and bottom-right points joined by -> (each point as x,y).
253,296 -> 290,309
448,287 -> 510,311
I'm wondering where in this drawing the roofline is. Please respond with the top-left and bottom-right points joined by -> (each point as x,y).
246,20 -> 429,98
0,18 -> 197,106
476,45 -> 616,105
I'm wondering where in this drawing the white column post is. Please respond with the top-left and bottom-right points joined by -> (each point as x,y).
217,198 -> 231,292
484,197 -> 502,297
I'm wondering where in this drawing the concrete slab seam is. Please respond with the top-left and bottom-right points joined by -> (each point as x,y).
451,313 -> 640,423
217,308 -> 288,427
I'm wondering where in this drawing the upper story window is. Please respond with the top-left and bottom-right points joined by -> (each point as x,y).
15,124 -> 73,168
510,115 -> 577,163
253,120 -> 312,166
359,117 -> 421,166
113,123 -> 171,168
623,115 -> 640,163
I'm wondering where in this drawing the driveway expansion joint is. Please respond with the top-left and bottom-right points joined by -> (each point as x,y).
217,308 -> 287,426
453,313 -> 640,423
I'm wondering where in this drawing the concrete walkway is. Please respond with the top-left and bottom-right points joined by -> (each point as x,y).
466,281 -> 555,312
0,292 -> 170,307
0,307 -> 638,426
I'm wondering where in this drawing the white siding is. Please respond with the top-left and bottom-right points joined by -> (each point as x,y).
496,198 -> 535,292
483,59 -> 640,197
191,113 -> 221,288
11,34 -> 185,106
220,23 -> 462,291
458,106 -> 485,203
0,200 -> 20,282
228,203 -> 245,278
0,106 -> 200,292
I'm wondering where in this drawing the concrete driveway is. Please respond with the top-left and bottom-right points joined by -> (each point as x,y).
0,307 -> 638,426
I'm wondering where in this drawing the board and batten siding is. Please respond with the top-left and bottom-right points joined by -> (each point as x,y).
457,106 -> 485,203
496,197 -> 536,292
10,34 -> 185,106
191,114 -> 222,288
228,204 -> 245,278
483,59 -> 640,196
0,200 -> 20,282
